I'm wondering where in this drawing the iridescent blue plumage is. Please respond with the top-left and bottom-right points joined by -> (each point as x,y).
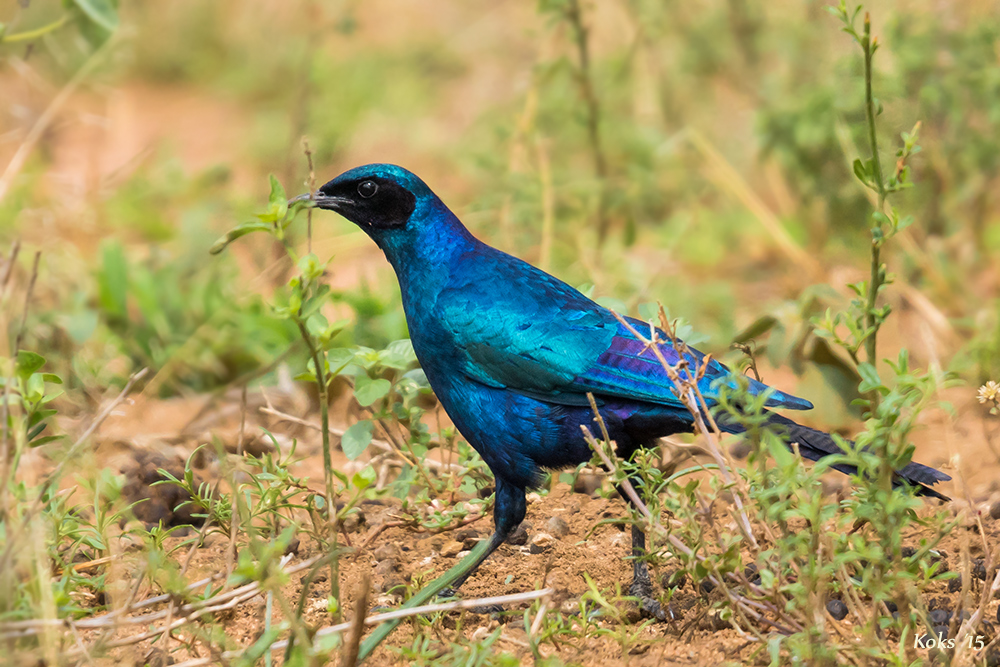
308,163 -> 950,611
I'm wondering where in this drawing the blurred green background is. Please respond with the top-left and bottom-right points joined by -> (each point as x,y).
2,0 -> 998,428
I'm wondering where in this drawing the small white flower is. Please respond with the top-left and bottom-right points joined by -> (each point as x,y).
978,380 -> 1000,405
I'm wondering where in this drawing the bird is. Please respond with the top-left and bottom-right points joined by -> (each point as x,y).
295,163 -> 950,619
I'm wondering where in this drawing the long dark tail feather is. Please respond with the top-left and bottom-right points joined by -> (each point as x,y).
718,411 -> 951,501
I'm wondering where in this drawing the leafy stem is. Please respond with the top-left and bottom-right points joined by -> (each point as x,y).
0,15 -> 71,43
860,11 -> 885,379
294,318 -> 340,622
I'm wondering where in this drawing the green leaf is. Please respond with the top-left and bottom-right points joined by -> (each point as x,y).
766,433 -> 794,469
25,373 -> 44,403
29,435 -> 63,448
98,241 -> 127,318
16,351 -> 45,381
268,174 -> 288,221
732,315 -> 778,343
327,348 -> 357,375
41,373 -> 63,384
27,421 -> 47,441
341,420 -> 374,460
852,158 -> 868,184
209,221 -> 274,255
856,362 -> 883,393
73,0 -> 119,32
354,375 -> 391,407
306,313 -> 329,339
377,339 -> 417,370
351,465 -> 377,490
28,408 -> 57,429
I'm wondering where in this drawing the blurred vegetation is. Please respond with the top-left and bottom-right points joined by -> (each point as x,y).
2,0 -> 998,420
3,0 -> 1000,664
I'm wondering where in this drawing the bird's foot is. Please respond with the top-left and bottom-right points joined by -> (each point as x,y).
629,578 -> 672,622
437,586 -> 460,599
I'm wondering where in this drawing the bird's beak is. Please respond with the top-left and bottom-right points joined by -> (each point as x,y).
288,192 -> 351,211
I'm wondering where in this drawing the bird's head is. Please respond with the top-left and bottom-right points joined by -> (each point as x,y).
294,163 -> 438,241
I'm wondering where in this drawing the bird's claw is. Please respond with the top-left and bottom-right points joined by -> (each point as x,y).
629,578 -> 671,622
637,595 -> 670,622
468,603 -> 505,615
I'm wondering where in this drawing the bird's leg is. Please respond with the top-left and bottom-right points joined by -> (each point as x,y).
616,482 -> 670,622
626,522 -> 670,621
440,478 -> 526,599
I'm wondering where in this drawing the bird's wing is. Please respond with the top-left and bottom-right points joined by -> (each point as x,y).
568,316 -> 813,410
437,254 -> 812,411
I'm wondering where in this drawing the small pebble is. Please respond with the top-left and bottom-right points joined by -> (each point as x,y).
928,609 -> 951,626
507,524 -> 529,546
948,577 -> 962,593
996,604 -> 1000,624
608,532 -> 628,549
884,601 -> 898,614
526,492 -> 543,504
573,473 -> 602,497
744,563 -> 761,585
342,509 -> 366,533
699,580 -> 716,595
529,532 -> 556,554
990,500 -> 1000,521
441,541 -> 464,558
373,543 -> 399,561
455,528 -> 481,550
826,599 -> 848,621
546,516 -> 570,539
927,596 -> 950,611
729,440 -> 752,460
374,559 -> 399,578
901,547 -> 916,558
973,559 -> 988,581
199,532 -> 228,549
378,577 -> 405,595
704,608 -> 729,631
931,625 -> 949,640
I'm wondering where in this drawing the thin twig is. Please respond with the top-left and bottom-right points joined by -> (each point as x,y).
340,576 -> 371,667
14,554 -> 324,660
226,386 -> 248,580
610,310 -> 760,549
302,137 -> 316,256
169,588 -> 554,667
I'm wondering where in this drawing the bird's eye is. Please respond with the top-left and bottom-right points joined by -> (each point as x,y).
358,181 -> 378,198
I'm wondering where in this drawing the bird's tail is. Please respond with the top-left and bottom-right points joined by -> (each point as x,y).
718,411 -> 951,501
